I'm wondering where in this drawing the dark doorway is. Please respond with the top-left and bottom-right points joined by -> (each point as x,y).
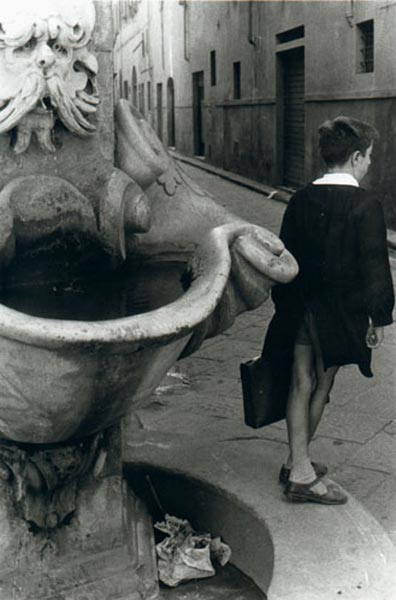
233,61 -> 241,99
157,83 -> 163,141
192,71 -> 205,156
132,67 -> 138,108
278,47 -> 305,188
167,78 -> 176,147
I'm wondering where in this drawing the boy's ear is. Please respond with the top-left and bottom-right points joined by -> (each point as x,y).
351,150 -> 361,165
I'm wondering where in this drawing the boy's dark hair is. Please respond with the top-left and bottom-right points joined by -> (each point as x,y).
318,116 -> 379,167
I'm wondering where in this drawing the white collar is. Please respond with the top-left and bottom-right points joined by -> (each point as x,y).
312,173 -> 359,187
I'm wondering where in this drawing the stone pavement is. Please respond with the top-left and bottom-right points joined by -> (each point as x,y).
137,161 -> 396,548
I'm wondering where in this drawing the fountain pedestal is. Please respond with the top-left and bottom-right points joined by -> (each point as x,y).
0,425 -> 159,600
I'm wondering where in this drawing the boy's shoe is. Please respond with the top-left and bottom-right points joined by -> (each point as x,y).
279,462 -> 328,486
284,477 -> 348,505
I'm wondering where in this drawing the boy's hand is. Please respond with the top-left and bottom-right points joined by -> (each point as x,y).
366,324 -> 384,349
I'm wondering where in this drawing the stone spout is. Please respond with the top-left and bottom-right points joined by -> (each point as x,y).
116,99 -> 298,350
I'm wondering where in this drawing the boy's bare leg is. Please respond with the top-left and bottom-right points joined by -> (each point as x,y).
308,357 -> 338,439
284,348 -> 337,473
286,344 -> 327,493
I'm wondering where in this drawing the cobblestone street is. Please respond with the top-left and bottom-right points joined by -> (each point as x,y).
137,160 -> 396,548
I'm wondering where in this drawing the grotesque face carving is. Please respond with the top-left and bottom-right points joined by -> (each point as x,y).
0,0 -> 99,149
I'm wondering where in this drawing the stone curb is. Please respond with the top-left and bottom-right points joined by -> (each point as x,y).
124,429 -> 396,600
170,150 -> 396,250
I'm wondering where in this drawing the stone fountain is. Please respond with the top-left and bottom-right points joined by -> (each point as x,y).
0,1 -> 297,599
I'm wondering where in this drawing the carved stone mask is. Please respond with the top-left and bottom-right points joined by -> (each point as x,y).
0,0 -> 99,140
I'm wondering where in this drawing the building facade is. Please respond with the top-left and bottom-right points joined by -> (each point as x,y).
113,0 -> 396,228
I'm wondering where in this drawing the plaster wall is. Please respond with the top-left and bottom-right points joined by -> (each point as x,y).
113,0 -> 186,139
114,0 -> 396,226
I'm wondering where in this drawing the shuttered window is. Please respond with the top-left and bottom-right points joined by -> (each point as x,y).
282,48 -> 305,188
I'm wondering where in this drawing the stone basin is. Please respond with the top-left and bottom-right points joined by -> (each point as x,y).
0,176 -> 296,444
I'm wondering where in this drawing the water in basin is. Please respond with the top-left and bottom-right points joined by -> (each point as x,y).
160,564 -> 267,599
0,233 -> 190,320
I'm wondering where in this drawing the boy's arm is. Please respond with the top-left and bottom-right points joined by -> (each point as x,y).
357,195 -> 394,329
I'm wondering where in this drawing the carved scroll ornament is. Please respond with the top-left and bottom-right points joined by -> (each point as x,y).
0,434 -> 103,529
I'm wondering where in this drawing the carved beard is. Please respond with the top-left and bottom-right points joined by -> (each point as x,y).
46,73 -> 98,137
0,71 -> 45,134
0,68 -> 99,137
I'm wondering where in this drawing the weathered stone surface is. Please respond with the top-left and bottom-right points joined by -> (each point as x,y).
0,328 -> 189,443
347,431 -> 396,475
96,50 -> 116,162
335,380 -> 396,419
93,0 -> 114,52
315,404 -> 390,444
0,426 -> 159,600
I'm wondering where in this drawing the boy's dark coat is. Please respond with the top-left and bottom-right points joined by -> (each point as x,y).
263,184 -> 394,391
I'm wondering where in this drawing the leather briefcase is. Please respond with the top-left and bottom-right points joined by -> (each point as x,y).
240,355 -> 288,428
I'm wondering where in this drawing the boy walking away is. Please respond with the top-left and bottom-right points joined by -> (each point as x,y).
265,116 -> 394,505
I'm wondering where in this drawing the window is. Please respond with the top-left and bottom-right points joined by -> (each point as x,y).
147,81 -> 152,110
233,61 -> 241,99
276,25 -> 305,44
357,20 -> 374,73
210,50 -> 216,86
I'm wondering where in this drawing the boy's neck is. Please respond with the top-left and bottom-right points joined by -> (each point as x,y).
327,166 -> 354,176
